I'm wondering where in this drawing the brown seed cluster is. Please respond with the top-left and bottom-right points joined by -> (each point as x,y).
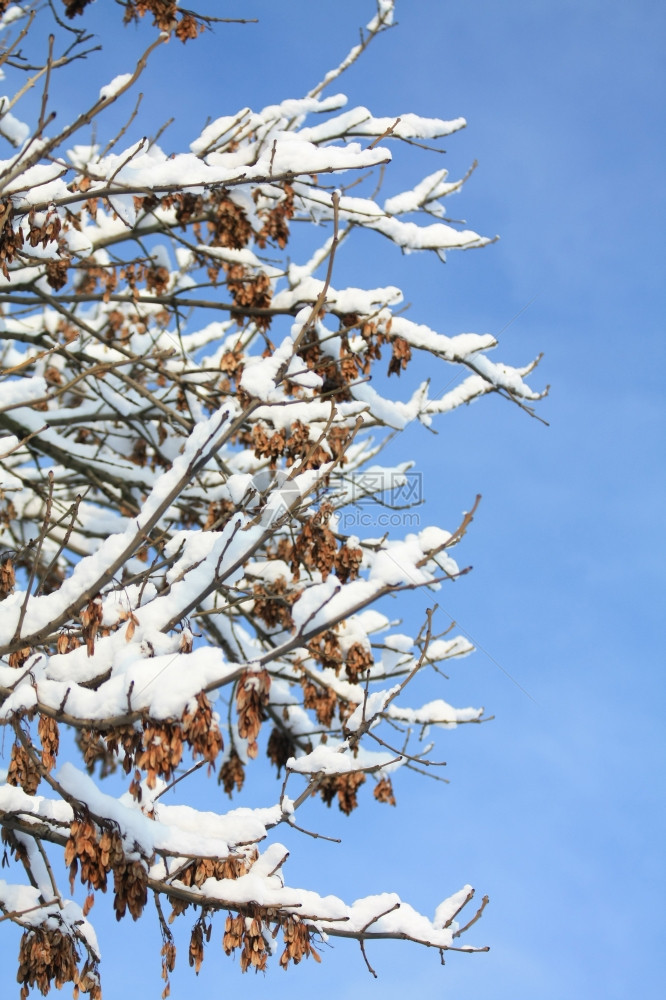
45,258 -> 70,290
334,543 -> 363,584
57,631 -> 82,655
387,335 -> 412,377
253,577 -> 299,631
291,507 -> 339,581
76,260 -> 118,301
218,749 -> 246,797
302,677 -> 338,728
0,495 -> 17,527
171,848 -> 258,920
236,669 -> 271,759
17,926 -> 101,1000
318,771 -> 366,815
256,184 -> 295,250
135,721 -> 186,789
203,498 -> 235,531
62,0 -> 95,16
373,775 -> 397,806
279,917 -> 322,970
286,420 -> 332,470
26,206 -> 62,250
306,629 -> 372,683
223,913 -> 269,972
118,696 -> 224,793
118,0 -> 203,40
7,742 -> 41,795
113,858 -> 148,921
7,645 -> 32,669
0,555 -> 15,598
0,200 -> 24,277
226,264 -> 272,330
76,725 -> 138,779
241,418 -> 346,474
358,317 -> 390,372
251,422 -> 286,468
167,852 -> 257,919
266,726 -> 296,775
188,920 -> 208,974
182,190 -> 254,252
80,597 -> 103,657
160,940 -> 176,999
65,818 -> 124,893
182,692 -> 224,765
38,714 -> 60,771
64,817 -> 148,922
344,642 -> 374,684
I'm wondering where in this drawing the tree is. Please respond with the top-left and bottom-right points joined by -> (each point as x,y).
0,2 -> 545,996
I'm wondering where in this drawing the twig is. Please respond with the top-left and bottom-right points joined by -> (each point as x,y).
453,894 -> 490,937
151,759 -> 207,802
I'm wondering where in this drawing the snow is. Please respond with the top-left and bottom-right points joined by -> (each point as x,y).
273,276 -> 402,314
0,6 -> 26,28
384,167 -> 462,215
345,685 -> 400,731
0,105 -> 29,146
0,10 -> 544,969
189,110 -> 251,155
240,335 -> 294,401
289,741 -> 398,778
388,699 -> 484,728
291,578 -> 382,636
99,73 -> 133,101
73,136 -> 389,199
0,456 -> 22,491
0,376 -> 47,408
367,0 -> 395,31
62,225 -> 93,257
425,636 -> 475,661
3,161 -> 68,202
2,766 -> 482,956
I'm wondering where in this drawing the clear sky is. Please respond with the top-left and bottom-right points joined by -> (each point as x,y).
2,2 -> 664,997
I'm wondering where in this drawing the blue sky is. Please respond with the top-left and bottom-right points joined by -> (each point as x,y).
3,1 -> 665,996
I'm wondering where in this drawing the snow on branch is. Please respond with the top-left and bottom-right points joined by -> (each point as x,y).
0,1 -> 541,993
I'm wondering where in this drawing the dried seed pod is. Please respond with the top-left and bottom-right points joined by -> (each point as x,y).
17,925 -> 79,999
182,692 -> 223,764
65,818 -> 124,893
188,921 -> 205,974
344,642 -> 374,684
387,335 -> 412,376
218,751 -> 245,797
236,669 -> 270,757
8,646 -> 32,669
319,771 -> 366,815
280,917 -> 322,970
0,555 -> 15,598
374,776 -> 397,806
266,726 -> 296,776
38,714 -> 60,771
113,859 -> 148,921
79,597 -> 103,657
136,722 -> 185,787
302,678 -> 338,729
7,743 -> 40,795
